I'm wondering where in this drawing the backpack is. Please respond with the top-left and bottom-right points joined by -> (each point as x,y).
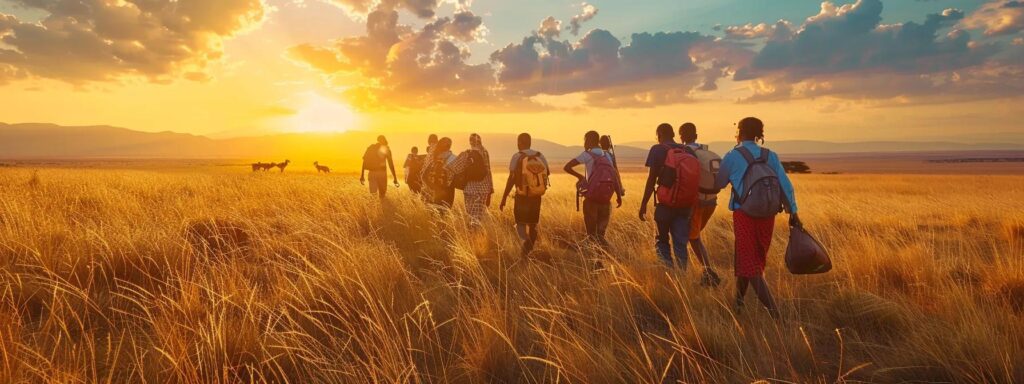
464,150 -> 487,182
655,144 -> 700,209
735,146 -> 784,218
363,144 -> 386,170
516,152 -> 548,197
581,151 -> 618,203
407,155 -> 426,191
785,225 -> 832,274
423,154 -> 450,192
692,144 -> 722,204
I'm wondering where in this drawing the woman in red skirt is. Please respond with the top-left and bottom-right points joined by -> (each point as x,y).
713,117 -> 801,319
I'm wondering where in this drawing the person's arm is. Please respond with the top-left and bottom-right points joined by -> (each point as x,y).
639,166 -> 658,221
360,157 -> 367,184
387,152 -> 398,184
564,159 -> 585,182
713,155 -> 732,192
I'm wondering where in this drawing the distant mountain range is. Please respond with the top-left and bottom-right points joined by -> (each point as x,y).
2,123 -> 1020,166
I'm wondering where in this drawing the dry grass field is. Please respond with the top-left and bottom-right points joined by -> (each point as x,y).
0,168 -> 1022,383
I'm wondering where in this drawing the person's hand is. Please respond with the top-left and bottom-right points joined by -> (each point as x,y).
393,179 -> 400,188
485,194 -> 492,207
789,213 -> 803,228
499,197 -> 507,211
359,176 -> 365,185
638,205 -> 647,222
616,195 -> 623,208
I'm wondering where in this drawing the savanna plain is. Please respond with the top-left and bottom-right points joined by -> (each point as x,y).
0,167 -> 1022,383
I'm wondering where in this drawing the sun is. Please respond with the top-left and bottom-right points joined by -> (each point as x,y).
285,92 -> 361,134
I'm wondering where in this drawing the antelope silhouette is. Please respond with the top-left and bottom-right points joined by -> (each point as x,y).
275,160 -> 291,173
314,161 -> 331,174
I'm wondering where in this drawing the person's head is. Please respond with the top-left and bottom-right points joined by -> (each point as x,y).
517,133 -> 532,151
411,146 -> 419,154
656,123 -> 674,142
584,130 -> 600,149
469,133 -> 483,149
428,134 -> 438,146
737,117 -> 765,144
436,137 -> 452,153
599,135 -> 612,151
377,135 -> 388,146
679,122 -> 697,144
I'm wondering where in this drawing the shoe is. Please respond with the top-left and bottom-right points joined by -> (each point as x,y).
700,269 -> 722,287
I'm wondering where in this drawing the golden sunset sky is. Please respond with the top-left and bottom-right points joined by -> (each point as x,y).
1,0 -> 1022,145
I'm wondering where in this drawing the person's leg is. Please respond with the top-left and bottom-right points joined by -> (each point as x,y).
595,202 -> 611,245
653,205 -> 674,266
368,171 -> 379,196
669,207 -> 691,269
750,275 -> 779,318
735,277 -> 750,308
750,214 -> 778,317
689,239 -> 711,267
582,199 -> 597,240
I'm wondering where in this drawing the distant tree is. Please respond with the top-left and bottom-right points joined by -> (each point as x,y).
782,161 -> 811,174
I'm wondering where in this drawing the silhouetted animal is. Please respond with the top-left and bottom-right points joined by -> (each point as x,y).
314,161 -> 331,174
251,162 -> 274,172
275,160 -> 291,173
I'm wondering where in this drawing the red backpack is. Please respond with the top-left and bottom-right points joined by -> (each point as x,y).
656,144 -> 700,208
582,151 -> 619,203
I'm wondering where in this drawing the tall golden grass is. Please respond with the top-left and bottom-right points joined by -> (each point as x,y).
0,168 -> 1021,383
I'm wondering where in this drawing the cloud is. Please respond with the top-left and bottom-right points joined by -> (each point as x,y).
322,0 -> 440,19
0,0 -> 268,84
961,1 -> 1024,36
728,0 -> 1005,102
491,29 -> 746,107
724,20 -> 793,40
569,2 -> 598,36
289,3 -> 508,110
290,0 -> 1023,110
538,16 -> 562,39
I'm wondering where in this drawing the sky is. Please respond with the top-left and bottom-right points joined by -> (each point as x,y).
1,0 -> 1022,146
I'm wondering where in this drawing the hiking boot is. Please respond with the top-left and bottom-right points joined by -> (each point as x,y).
700,269 -> 722,287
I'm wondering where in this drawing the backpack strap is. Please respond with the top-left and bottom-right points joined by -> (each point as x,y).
759,148 -> 771,163
736,146 -> 756,165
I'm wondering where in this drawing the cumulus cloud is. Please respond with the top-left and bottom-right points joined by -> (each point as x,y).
290,0 -> 1023,110
490,29 -> 746,106
0,0 -> 268,84
569,2 -> 598,36
538,16 -> 562,39
288,3 -> 507,110
724,20 -> 793,40
961,1 -> 1024,36
730,0 -> 1003,102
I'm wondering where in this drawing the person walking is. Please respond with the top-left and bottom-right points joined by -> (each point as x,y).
639,123 -> 698,270
564,131 -> 622,247
404,146 -> 425,194
499,133 -> 550,256
448,133 -> 494,226
713,117 -> 800,319
680,122 -> 723,286
421,137 -> 457,210
360,135 -> 399,199
600,135 -> 626,197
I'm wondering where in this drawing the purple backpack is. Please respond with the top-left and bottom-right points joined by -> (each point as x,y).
582,152 -> 619,203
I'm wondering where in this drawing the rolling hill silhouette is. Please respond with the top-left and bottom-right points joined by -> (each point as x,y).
2,123 -> 1020,166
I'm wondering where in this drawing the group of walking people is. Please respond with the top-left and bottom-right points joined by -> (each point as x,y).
359,117 -> 800,317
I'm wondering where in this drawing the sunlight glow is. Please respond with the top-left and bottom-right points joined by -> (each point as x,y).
285,92 -> 360,134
